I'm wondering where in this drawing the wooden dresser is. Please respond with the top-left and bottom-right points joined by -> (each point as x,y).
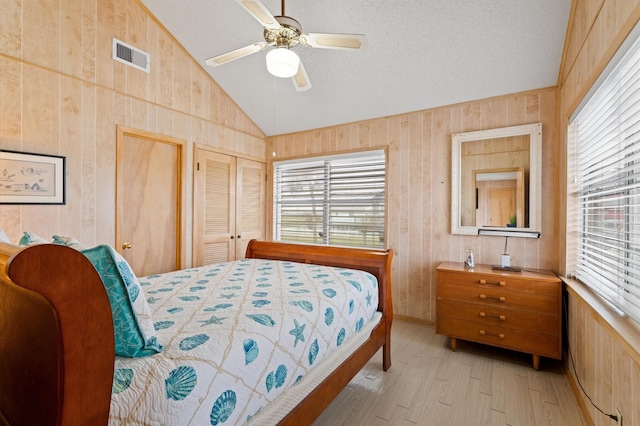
436,262 -> 561,370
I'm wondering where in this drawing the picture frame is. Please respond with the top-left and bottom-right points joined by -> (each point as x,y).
0,150 -> 66,205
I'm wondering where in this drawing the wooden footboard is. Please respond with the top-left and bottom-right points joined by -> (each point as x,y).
0,240 -> 392,426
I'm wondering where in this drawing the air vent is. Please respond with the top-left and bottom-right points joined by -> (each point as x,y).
112,38 -> 150,73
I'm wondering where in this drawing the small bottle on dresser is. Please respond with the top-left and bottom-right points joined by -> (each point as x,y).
465,249 -> 475,268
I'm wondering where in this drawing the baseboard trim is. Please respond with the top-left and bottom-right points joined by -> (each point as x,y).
393,314 -> 434,327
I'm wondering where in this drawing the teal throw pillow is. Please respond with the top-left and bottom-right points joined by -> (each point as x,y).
81,245 -> 163,357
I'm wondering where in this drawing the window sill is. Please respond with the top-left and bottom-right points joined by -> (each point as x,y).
562,277 -> 640,365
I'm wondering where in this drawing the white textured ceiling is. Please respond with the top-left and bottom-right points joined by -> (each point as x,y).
140,0 -> 572,136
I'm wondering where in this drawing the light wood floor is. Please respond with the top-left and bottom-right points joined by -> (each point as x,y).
313,320 -> 586,426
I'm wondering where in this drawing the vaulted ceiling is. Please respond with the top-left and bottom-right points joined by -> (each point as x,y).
141,0 -> 572,136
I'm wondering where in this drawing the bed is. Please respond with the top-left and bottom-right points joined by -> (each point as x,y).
0,239 -> 393,425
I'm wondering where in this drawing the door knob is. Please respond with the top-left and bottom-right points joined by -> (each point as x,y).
122,242 -> 132,250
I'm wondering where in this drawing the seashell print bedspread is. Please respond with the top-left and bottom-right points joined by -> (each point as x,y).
108,258 -> 379,425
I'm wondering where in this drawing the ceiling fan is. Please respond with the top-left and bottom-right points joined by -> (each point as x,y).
205,0 -> 367,92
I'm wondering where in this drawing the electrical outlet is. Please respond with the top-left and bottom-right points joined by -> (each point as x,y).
616,407 -> 623,425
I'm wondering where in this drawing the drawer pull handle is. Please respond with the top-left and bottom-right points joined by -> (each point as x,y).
480,312 -> 506,321
479,294 -> 506,302
479,279 -> 506,287
480,330 -> 505,339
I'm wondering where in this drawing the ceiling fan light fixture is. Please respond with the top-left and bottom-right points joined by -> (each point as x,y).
266,47 -> 299,78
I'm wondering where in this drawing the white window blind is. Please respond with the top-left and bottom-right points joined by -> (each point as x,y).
274,150 -> 386,249
570,26 -> 640,323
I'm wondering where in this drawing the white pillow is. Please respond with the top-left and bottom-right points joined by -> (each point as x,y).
18,231 -> 48,245
52,235 -> 85,250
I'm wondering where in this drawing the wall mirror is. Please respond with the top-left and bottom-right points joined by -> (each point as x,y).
451,123 -> 542,235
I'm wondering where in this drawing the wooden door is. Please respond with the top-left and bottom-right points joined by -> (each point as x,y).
488,188 -> 515,226
193,150 -> 236,265
116,127 -> 184,276
235,158 -> 266,259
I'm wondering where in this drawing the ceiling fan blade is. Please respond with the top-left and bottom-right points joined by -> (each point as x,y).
291,59 -> 311,92
233,0 -> 281,30
300,33 -> 367,50
205,42 -> 268,67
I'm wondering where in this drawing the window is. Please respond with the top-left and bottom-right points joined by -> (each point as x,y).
568,25 -> 640,323
273,150 -> 386,249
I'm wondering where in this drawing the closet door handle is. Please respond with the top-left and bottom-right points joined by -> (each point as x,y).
479,279 -> 506,287
230,235 -> 234,240
480,330 -> 505,339
237,235 -> 241,239
479,294 -> 506,302
480,312 -> 506,321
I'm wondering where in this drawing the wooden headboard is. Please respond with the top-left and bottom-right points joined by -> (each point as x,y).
0,242 -> 115,425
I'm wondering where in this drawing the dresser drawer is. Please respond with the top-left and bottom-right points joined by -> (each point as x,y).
436,316 -> 561,359
437,270 -> 559,297
437,282 -> 559,315
437,299 -> 559,335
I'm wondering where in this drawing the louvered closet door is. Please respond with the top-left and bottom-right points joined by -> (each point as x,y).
235,158 -> 266,259
193,150 -> 237,265
193,150 -> 266,266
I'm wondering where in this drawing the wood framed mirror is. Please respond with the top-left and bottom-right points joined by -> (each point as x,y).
451,123 -> 542,236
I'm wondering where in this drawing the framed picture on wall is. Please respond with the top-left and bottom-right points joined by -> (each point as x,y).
0,150 -> 66,205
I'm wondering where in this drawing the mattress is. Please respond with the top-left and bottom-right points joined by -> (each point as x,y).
108,258 -> 379,425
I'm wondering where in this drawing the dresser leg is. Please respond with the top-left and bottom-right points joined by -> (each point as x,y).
450,337 -> 457,352
532,354 -> 540,370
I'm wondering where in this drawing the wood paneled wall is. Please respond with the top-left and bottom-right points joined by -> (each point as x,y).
0,0 -> 266,258
558,1 -> 640,425
267,88 -> 558,323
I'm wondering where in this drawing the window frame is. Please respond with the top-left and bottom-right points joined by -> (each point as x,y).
272,148 -> 387,250
568,22 -> 640,324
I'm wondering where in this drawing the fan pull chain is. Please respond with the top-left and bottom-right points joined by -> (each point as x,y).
272,75 -> 276,135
